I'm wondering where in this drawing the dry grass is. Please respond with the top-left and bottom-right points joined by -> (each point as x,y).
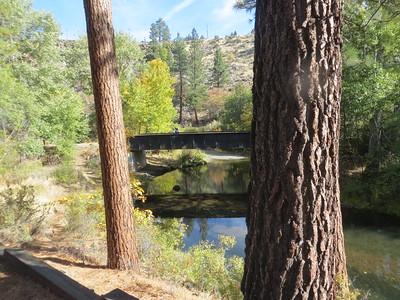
0,143 -> 217,299
31,250 -> 214,300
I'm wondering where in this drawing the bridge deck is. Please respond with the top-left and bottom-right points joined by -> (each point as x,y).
129,131 -> 250,151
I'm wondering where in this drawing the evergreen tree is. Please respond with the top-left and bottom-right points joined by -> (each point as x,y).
212,47 -> 228,88
84,0 -> 139,271
242,0 -> 347,298
148,18 -> 173,67
234,0 -> 256,11
172,34 -> 189,124
149,18 -> 170,44
187,28 -> 207,125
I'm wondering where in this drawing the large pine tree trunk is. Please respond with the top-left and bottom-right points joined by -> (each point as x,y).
83,0 -> 139,270
242,1 -> 347,299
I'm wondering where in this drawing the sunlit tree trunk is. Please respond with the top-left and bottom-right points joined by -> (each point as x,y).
179,69 -> 184,124
83,0 -> 139,270
242,0 -> 347,298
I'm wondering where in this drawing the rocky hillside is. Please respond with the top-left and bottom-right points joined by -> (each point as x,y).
60,34 -> 255,88
142,34 -> 255,88
202,34 -> 254,88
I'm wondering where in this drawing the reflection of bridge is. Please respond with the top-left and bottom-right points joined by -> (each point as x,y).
129,132 -> 250,169
134,193 -> 247,218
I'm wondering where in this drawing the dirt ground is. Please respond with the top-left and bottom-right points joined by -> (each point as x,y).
29,249 -> 212,300
0,248 -> 213,300
0,144 -> 215,300
0,256 -> 61,300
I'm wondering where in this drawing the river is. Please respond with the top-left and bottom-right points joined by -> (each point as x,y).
141,154 -> 400,300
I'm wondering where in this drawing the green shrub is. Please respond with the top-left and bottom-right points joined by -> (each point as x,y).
0,185 -> 50,243
53,162 -> 80,185
135,209 -> 244,299
181,121 -> 222,132
175,150 -> 206,168
84,153 -> 101,174
336,274 -> 361,300
221,85 -> 252,131
0,141 -> 42,183
61,191 -> 105,235
60,191 -> 107,264
58,174 -> 242,297
60,191 -> 243,299
342,161 -> 400,217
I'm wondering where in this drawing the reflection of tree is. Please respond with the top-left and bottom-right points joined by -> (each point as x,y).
183,218 -> 194,235
225,161 -> 250,193
183,173 -> 189,193
199,218 -> 208,241
182,167 -> 204,193
148,170 -> 182,194
208,164 -> 227,193
148,159 -> 250,195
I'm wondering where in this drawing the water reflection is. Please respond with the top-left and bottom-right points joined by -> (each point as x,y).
143,158 -> 400,300
182,217 -> 247,256
181,217 -> 400,300
146,159 -> 249,195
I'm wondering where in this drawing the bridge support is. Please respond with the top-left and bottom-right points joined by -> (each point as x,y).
131,150 -> 147,171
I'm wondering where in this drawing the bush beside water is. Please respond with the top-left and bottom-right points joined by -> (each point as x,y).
61,189 -> 243,299
175,150 -> 207,169
342,161 -> 400,217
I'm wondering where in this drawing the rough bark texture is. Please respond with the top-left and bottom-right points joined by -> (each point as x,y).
83,0 -> 139,270
242,0 -> 347,299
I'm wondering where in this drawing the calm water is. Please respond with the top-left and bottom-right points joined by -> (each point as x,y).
145,157 -> 400,300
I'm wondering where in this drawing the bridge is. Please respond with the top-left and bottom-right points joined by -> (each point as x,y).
129,131 -> 250,151
129,131 -> 250,169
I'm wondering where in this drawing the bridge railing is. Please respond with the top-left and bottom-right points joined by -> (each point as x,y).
129,131 -> 250,151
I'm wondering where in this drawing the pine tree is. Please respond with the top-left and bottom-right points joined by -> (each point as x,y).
172,34 -> 188,124
149,18 -> 170,44
212,47 -> 228,88
83,0 -> 139,270
187,28 -> 207,125
234,0 -> 256,11
148,18 -> 173,67
242,0 -> 347,298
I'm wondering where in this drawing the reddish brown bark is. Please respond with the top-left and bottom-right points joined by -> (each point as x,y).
83,0 -> 139,270
242,0 -> 347,299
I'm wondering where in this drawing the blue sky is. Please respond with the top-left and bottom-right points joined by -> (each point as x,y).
33,0 -> 254,41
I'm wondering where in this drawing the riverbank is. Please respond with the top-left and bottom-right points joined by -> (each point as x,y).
0,144 -> 222,299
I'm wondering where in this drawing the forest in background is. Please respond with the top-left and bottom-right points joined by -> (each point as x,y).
0,0 -> 399,299
0,0 -> 399,217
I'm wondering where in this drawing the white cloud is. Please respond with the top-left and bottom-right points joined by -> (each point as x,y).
213,0 -> 236,20
164,0 -> 196,21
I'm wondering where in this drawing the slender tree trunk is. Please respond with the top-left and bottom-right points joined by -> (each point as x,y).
194,107 -> 199,125
179,69 -> 184,124
242,1 -> 347,299
366,110 -> 383,173
83,0 -> 139,270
